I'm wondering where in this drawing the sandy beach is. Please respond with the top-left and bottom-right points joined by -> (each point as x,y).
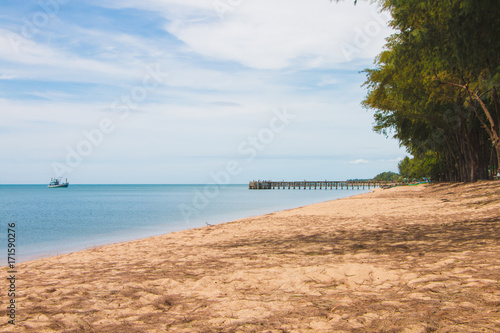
2,181 -> 499,332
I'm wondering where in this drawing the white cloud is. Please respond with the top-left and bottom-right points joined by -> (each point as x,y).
94,0 -> 213,12
349,159 -> 369,164
0,74 -> 16,80
96,0 -> 393,70
318,75 -> 340,86
0,28 -> 165,85
379,157 -> 404,163
0,1 -> 392,89
167,1 -> 392,69
28,91 -> 76,101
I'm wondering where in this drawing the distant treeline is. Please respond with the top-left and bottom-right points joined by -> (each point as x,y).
361,0 -> 500,182
372,171 -> 399,182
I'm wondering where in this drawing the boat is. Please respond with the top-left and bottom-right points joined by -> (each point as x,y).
48,177 -> 69,188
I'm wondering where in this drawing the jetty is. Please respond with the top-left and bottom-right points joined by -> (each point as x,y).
249,180 -> 401,190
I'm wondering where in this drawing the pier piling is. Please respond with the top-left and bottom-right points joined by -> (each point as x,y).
249,180 -> 401,190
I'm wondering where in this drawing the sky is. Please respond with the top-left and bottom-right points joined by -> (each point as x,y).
0,0 -> 406,184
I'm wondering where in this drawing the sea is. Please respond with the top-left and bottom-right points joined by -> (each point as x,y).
1,184 -> 369,263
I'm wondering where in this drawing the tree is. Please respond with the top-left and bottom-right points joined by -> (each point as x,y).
362,0 -> 500,182
373,171 -> 399,181
398,152 -> 441,180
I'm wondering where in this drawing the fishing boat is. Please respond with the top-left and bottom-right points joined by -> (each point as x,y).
48,177 -> 69,188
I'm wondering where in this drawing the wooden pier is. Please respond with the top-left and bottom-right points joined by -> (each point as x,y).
249,180 -> 401,190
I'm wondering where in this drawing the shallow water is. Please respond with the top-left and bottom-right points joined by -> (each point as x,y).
1,184 -> 369,262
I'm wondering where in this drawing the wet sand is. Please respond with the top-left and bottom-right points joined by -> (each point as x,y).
1,181 -> 499,332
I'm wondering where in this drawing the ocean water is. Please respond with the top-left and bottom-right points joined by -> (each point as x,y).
1,184 -> 369,263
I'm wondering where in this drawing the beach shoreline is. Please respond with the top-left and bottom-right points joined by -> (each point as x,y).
1,181 -> 499,332
4,184 -> 370,264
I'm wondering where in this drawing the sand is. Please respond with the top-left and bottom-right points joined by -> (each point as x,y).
1,181 -> 499,332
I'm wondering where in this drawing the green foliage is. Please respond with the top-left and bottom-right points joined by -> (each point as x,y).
362,0 -> 500,182
373,171 -> 399,181
398,152 -> 441,180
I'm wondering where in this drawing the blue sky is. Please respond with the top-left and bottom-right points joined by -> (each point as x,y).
0,0 -> 405,184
